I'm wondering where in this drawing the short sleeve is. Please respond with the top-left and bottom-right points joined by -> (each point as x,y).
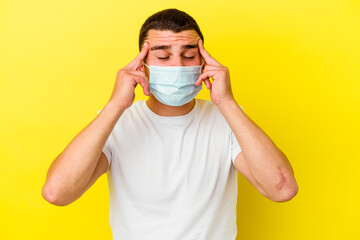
231,131 -> 242,165
230,105 -> 244,165
97,109 -> 112,170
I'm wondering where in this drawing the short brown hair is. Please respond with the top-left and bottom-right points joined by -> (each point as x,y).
138,8 -> 204,51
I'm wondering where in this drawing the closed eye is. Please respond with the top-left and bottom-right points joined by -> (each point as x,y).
157,56 -> 195,60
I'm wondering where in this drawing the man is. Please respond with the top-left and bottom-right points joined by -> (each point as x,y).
42,9 -> 298,240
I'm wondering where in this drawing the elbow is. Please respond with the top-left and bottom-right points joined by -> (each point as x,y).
270,163 -> 299,203
42,182 -> 71,206
272,181 -> 299,203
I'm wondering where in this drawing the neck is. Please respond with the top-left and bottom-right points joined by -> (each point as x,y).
146,95 -> 195,117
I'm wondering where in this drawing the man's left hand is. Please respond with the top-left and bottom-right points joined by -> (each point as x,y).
196,39 -> 235,108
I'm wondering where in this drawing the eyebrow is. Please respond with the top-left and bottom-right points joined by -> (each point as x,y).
150,44 -> 198,51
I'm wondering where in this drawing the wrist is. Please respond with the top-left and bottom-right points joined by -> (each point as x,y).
105,100 -> 127,114
216,97 -> 237,111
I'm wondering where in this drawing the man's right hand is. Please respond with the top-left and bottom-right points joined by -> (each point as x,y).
108,42 -> 150,110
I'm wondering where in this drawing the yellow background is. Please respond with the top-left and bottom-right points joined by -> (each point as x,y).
1,0 -> 359,239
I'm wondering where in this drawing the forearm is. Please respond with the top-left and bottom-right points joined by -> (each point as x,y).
218,99 -> 298,201
42,101 -> 125,204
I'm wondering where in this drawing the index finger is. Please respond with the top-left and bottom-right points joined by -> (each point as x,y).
124,42 -> 150,70
198,39 -> 221,66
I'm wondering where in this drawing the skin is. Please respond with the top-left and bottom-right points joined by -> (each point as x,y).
140,29 -> 203,116
112,29 -> 298,201
42,29 -> 298,206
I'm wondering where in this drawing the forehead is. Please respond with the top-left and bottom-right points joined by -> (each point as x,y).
145,29 -> 200,48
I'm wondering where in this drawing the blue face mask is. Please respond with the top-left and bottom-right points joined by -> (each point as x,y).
144,63 -> 203,106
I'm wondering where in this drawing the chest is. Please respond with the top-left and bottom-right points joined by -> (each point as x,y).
108,113 -> 235,207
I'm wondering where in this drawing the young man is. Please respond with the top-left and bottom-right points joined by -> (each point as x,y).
42,9 -> 298,240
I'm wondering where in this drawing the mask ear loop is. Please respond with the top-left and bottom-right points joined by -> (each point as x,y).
143,62 -> 150,69
142,62 -> 150,83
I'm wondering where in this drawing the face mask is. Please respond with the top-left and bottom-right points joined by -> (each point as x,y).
144,62 -> 203,107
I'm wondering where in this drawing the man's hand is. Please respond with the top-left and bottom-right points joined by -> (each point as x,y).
108,42 -> 150,110
195,39 -> 235,108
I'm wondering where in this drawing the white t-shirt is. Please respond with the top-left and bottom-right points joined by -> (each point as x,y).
98,99 -> 242,240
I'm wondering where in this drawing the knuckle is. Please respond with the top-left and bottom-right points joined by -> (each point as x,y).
221,68 -> 229,75
117,69 -> 125,76
222,66 -> 229,72
117,70 -> 131,80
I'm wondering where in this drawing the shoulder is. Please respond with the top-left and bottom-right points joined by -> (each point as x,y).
195,99 -> 244,114
195,99 -> 218,113
128,100 -> 145,111
96,100 -> 145,116
195,99 -> 226,123
121,100 -> 146,118
195,99 -> 244,128
111,100 -> 147,129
